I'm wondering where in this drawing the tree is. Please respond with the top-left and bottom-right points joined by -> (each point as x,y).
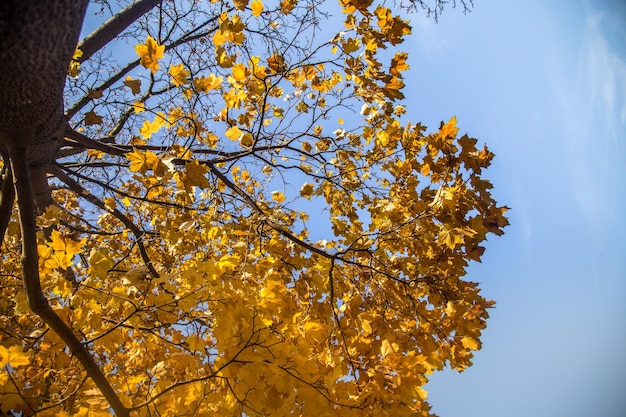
0,0 -> 507,415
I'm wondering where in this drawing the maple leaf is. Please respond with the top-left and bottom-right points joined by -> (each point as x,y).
132,101 -> 145,113
231,63 -> 247,82
280,0 -> 298,14
124,76 -> 142,94
84,110 -> 103,125
251,0 -> 264,17
139,112 -> 167,139
268,53 -> 287,73
390,51 -> 410,77
341,37 -> 361,53
135,36 -> 165,73
440,116 -> 460,139
216,47 -> 235,68
340,0 -> 374,12
383,77 -> 405,100
170,63 -> 190,86
194,73 -> 223,92
182,160 -> 209,189
126,149 -> 164,175
0,346 -> 30,368
240,132 -> 254,147
300,183 -> 314,199
0,392 -> 24,415
271,191 -> 286,203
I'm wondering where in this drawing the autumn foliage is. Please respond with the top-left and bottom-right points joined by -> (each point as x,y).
0,0 -> 507,416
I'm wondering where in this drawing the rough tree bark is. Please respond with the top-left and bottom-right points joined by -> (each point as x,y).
0,0 -> 88,211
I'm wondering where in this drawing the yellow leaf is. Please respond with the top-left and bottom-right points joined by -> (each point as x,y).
127,149 -> 147,173
38,244 -> 55,269
225,126 -> 242,141
50,230 -> 85,258
268,53 -> 287,73
135,36 -> 165,73
340,0 -> 373,12
271,191 -> 286,203
280,0 -> 297,14
183,160 -> 209,189
170,63 -> 190,86
184,382 -> 203,406
68,48 -> 82,77
194,74 -> 223,92
216,47 -> 235,68
124,76 -> 142,94
382,77 -> 405,100
240,133 -> 254,147
0,345 -> 30,368
233,0 -> 249,10
390,51 -> 410,77
300,183 -> 314,199
461,336 -> 480,350
251,0 -> 264,17
231,63 -> 247,82
341,37 -> 360,54
217,255 -> 239,271
139,112 -> 167,139
440,116 -> 459,140
361,319 -> 372,334
380,339 -> 394,357
0,392 -> 24,414
126,149 -> 162,174
132,101 -> 145,114
302,322 -> 328,344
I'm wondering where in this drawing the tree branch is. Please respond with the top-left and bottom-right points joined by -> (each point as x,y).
50,164 -> 159,278
64,125 -> 128,156
206,162 -> 331,259
0,162 -> 15,248
78,0 -> 164,63
7,145 -> 129,417
67,13 -> 225,119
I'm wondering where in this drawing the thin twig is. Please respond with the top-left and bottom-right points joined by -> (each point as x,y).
50,164 -> 159,278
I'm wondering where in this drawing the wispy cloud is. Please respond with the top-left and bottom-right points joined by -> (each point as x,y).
556,4 -> 626,280
581,11 -> 626,138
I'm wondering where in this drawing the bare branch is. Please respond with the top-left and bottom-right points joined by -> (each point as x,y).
64,124 -> 128,156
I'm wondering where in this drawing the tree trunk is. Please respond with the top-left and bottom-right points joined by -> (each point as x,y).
0,0 -> 89,165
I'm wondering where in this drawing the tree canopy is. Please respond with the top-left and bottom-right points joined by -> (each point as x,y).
0,0 -> 507,416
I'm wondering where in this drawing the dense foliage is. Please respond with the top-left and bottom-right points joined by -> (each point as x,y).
0,0 -> 507,415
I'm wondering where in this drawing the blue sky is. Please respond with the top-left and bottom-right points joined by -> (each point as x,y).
407,1 -> 626,416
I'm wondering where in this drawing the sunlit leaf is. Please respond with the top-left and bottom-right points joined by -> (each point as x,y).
135,36 -> 165,73
0,346 -> 30,368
